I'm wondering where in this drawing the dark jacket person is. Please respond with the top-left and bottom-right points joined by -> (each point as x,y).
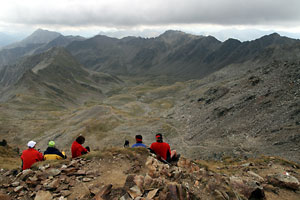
44,141 -> 67,160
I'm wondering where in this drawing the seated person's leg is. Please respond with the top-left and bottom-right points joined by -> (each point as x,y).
171,150 -> 177,158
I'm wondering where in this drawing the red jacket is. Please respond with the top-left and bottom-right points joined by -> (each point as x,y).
21,148 -> 43,170
150,142 -> 171,161
71,141 -> 88,158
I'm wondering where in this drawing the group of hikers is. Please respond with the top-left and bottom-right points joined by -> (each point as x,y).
129,133 -> 180,163
20,133 -> 180,170
21,136 -> 89,170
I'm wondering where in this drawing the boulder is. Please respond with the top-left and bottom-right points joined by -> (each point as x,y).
247,171 -> 264,182
94,184 -> 112,200
45,179 -> 60,190
75,170 -> 86,176
147,188 -> 159,199
230,176 -> 265,199
267,174 -> 300,190
167,183 -> 178,199
18,169 -> 34,181
82,177 -> 92,182
46,168 -> 61,177
60,190 -> 71,197
34,190 -> 53,200
0,193 -> 12,200
119,193 -> 131,200
11,181 -> 20,187
61,168 -> 77,176
143,175 -> 153,189
124,175 -> 136,190
128,185 -> 142,199
13,185 -> 23,193
133,175 -> 144,191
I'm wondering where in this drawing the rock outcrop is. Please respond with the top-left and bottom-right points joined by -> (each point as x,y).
0,148 -> 299,199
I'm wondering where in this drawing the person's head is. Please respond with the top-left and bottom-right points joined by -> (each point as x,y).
48,141 -> 55,148
76,136 -> 85,145
27,141 -> 36,148
135,135 -> 143,143
124,140 -> 129,147
156,133 -> 163,142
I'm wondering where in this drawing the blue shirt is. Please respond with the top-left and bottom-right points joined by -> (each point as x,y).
132,143 -> 147,148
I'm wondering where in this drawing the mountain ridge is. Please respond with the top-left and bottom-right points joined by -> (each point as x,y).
0,29 -> 85,67
66,30 -> 300,79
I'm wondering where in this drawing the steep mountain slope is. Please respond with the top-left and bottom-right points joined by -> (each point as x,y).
0,29 -> 85,67
0,47 -> 122,104
169,60 -> 300,162
3,29 -> 61,49
0,47 -> 124,146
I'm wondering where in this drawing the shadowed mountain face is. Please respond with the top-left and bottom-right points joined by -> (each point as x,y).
0,30 -> 299,163
0,29 -> 85,67
67,31 -> 300,79
0,47 -> 122,105
3,29 -> 62,49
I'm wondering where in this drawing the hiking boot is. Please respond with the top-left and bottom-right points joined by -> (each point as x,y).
171,154 -> 181,162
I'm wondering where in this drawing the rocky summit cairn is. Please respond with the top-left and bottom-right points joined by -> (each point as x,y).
0,148 -> 299,199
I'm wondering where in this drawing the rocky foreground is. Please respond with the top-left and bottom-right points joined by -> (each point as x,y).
0,148 -> 299,200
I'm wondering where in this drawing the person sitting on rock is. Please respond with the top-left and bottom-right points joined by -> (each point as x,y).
21,141 -> 44,170
71,136 -> 90,158
131,135 -> 147,148
150,133 -> 180,163
44,141 -> 67,160
124,140 -> 129,147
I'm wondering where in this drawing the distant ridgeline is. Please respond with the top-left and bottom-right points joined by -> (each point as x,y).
0,29 -> 300,80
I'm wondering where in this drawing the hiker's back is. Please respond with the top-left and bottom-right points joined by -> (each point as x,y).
44,147 -> 66,160
150,142 -> 170,160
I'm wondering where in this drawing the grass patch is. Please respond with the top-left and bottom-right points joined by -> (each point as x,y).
0,157 -> 21,170
84,101 -> 101,107
83,147 -> 149,160
32,159 -> 70,170
160,123 -> 178,138
85,116 -> 122,133
0,146 -> 21,170
0,146 -> 19,157
253,155 -> 300,168
130,85 -> 156,96
123,102 -> 145,116
151,99 -> 174,109
146,82 -> 184,99
106,94 -> 136,105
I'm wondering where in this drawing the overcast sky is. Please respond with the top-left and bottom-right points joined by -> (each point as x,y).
0,0 -> 300,40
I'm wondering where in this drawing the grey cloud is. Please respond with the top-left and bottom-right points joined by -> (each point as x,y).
1,0 -> 300,27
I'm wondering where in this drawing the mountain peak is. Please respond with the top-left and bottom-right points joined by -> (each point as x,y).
158,30 -> 200,45
22,29 -> 61,45
159,30 -> 189,39
2,29 -> 62,50
268,32 -> 281,37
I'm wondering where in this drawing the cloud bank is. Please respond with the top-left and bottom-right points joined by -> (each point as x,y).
0,0 -> 299,28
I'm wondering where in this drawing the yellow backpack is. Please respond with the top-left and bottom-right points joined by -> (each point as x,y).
44,151 -> 66,160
